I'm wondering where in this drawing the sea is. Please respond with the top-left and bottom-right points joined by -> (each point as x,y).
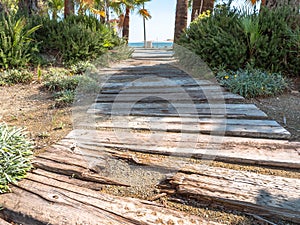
128,42 -> 173,49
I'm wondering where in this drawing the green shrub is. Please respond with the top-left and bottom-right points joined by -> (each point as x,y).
53,90 -> 75,108
0,123 -> 33,193
253,7 -> 300,76
69,61 -> 96,75
0,12 -> 41,69
216,68 -> 288,98
43,68 -> 98,92
0,69 -> 33,85
43,67 -> 98,107
44,72 -> 80,92
179,5 -> 247,71
44,69 -> 80,92
179,4 -> 300,76
29,15 -> 122,65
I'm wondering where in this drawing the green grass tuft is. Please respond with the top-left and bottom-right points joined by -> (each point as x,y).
0,123 -> 33,193
216,69 -> 288,98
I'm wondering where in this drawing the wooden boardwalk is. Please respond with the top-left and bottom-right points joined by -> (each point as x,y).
1,49 -> 299,224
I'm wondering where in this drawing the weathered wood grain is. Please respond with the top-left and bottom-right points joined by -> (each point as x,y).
65,129 -> 300,169
0,171 -> 223,225
79,115 -> 289,139
88,107 -> 266,120
100,85 -> 226,94
162,165 -> 300,223
33,143 -> 129,186
92,103 -> 258,110
95,92 -> 243,102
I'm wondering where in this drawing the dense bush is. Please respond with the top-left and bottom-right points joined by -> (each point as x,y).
179,5 -> 247,71
179,5 -> 300,76
216,69 -> 288,98
253,7 -> 300,76
0,123 -> 33,193
0,69 -> 33,85
53,90 -> 75,108
43,68 -> 98,91
30,15 -> 123,65
43,67 -> 98,107
0,12 -> 41,69
43,69 -> 81,92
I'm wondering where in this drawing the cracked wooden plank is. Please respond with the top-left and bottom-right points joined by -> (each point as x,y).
65,129 -> 300,169
162,165 -> 300,223
0,171 -> 223,225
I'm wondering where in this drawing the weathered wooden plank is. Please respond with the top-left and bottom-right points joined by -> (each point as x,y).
64,129 -> 300,169
79,116 -> 289,139
89,106 -> 260,116
162,165 -> 300,223
100,85 -> 226,94
93,116 -> 276,126
95,94 -> 244,104
101,71 -> 196,79
86,123 -> 289,139
89,103 -> 267,118
91,103 -> 259,110
33,144 -> 129,187
88,108 -> 266,119
75,141 -> 300,169
66,129 -> 297,149
33,169 -> 105,191
101,79 -> 217,89
0,171 -> 223,225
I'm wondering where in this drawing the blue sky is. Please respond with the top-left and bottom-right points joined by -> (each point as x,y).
129,0 -> 177,42
128,0 -> 257,42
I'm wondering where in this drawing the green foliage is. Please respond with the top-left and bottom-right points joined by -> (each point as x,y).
0,69 -> 33,85
43,66 -> 98,107
69,61 -> 96,75
0,12 -> 41,69
216,69 -> 288,98
43,69 -> 80,91
44,67 -> 97,90
253,7 -> 300,76
179,5 -> 300,76
30,15 -> 122,65
0,123 -> 33,193
179,5 -> 247,71
53,90 -> 75,108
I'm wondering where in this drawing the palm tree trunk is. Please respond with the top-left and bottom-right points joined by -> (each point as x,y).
64,0 -> 74,18
191,0 -> 201,22
122,6 -> 130,41
200,0 -> 214,14
105,0 -> 110,22
174,0 -> 188,42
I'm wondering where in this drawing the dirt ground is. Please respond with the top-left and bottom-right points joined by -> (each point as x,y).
249,92 -> 300,142
0,83 -> 73,154
0,78 -> 299,225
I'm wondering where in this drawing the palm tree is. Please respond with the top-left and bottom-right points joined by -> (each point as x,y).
174,0 -> 188,42
111,0 -> 151,40
64,0 -> 74,17
191,0 -> 201,21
